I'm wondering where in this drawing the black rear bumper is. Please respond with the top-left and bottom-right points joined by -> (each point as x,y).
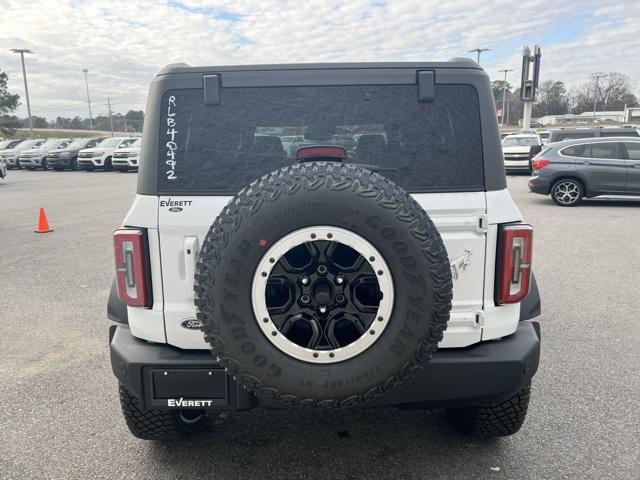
110,321 -> 540,410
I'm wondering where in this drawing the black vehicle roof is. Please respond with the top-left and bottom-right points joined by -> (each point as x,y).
156,59 -> 482,76
549,126 -> 637,133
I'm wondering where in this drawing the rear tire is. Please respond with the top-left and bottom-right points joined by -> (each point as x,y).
551,178 -> 583,207
118,384 -> 208,441
445,382 -> 531,437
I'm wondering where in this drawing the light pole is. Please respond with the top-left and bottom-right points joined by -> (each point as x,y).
82,69 -> 93,130
468,48 -> 490,65
106,97 -> 114,136
10,48 -> 34,139
592,73 -> 606,120
498,69 -> 514,126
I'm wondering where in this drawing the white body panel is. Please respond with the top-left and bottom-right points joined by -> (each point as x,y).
124,189 -> 522,350
121,195 -> 166,343
122,187 -> 524,350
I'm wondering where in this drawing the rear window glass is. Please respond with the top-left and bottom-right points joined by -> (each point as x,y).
157,84 -> 485,194
503,136 -> 538,147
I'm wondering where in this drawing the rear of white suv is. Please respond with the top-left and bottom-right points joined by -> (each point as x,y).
108,62 -> 541,441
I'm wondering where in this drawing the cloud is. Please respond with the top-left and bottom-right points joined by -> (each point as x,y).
0,0 -> 637,119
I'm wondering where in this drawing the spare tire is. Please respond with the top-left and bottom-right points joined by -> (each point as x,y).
194,162 -> 452,407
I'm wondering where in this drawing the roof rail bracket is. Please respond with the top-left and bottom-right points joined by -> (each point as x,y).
417,70 -> 435,102
203,74 -> 220,105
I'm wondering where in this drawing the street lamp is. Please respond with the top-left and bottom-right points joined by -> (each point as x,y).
468,48 -> 490,65
498,69 -> 514,126
82,69 -> 93,130
10,48 -> 34,139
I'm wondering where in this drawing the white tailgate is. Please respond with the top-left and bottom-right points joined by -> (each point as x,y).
159,193 -> 488,350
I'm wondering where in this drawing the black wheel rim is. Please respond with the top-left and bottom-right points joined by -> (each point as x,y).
265,239 -> 382,351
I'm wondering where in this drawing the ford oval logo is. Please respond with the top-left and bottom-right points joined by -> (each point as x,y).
181,318 -> 202,330
169,206 -> 183,212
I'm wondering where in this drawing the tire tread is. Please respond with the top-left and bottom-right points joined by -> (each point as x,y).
194,162 -> 453,408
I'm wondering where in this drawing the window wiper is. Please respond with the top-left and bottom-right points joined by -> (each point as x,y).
344,162 -> 399,173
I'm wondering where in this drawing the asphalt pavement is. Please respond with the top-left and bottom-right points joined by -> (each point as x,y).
1,170 -> 639,479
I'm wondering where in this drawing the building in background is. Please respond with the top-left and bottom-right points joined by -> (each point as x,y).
624,107 -> 640,124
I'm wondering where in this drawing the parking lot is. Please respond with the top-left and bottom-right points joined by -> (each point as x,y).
1,170 -> 639,479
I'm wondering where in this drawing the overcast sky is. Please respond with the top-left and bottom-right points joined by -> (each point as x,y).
1,0 -> 639,119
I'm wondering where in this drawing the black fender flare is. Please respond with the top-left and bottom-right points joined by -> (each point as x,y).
519,273 -> 541,321
107,277 -> 129,324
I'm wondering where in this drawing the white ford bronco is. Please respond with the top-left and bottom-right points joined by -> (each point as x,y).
108,60 -> 541,441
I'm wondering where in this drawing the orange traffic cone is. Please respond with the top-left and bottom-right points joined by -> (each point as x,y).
34,208 -> 53,233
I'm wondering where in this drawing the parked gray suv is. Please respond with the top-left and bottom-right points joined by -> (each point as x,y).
528,137 -> 640,206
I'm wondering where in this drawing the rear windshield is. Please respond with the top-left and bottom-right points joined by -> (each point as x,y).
157,84 -> 485,194
503,136 -> 538,147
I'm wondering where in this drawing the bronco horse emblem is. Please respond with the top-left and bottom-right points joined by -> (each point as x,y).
450,249 -> 473,280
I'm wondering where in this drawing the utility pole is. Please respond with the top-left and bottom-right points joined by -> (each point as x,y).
592,73 -> 606,119
498,69 -> 514,126
82,69 -> 93,130
10,48 -> 34,138
106,97 -> 114,136
468,48 -> 490,65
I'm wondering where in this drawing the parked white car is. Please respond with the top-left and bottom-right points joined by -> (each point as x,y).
502,133 -> 542,173
77,137 -> 136,171
18,138 -> 73,170
111,138 -> 141,171
0,139 -> 46,169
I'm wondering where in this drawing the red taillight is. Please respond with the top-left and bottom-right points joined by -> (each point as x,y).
113,229 -> 151,308
496,224 -> 533,304
531,158 -> 550,170
296,145 -> 347,161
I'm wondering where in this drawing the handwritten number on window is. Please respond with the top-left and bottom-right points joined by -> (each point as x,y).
166,96 -> 178,180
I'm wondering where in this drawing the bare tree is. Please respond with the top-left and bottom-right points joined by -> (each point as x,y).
571,73 -> 638,114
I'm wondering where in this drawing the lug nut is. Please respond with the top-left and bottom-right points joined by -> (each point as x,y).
300,294 -> 310,304
335,275 -> 344,285
319,305 -> 327,314
301,276 -> 310,286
